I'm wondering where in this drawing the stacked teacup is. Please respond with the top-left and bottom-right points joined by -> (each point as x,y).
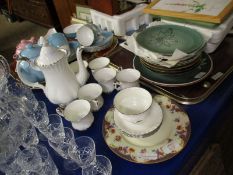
89,56 -> 141,93
113,87 -> 163,139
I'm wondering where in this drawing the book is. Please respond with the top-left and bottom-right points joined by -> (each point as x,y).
76,5 -> 92,22
70,17 -> 88,24
144,0 -> 233,23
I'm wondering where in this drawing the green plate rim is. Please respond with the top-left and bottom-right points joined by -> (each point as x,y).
136,25 -> 205,56
133,53 -> 213,87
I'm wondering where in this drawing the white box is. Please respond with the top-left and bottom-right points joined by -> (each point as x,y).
90,4 -> 152,36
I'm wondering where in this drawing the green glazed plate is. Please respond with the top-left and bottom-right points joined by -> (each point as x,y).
133,52 -> 213,87
136,25 -> 205,55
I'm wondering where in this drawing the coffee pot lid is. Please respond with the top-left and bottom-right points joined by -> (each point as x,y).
36,39 -> 67,66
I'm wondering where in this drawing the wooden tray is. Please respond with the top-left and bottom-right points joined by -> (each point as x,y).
144,0 -> 233,24
107,35 -> 233,104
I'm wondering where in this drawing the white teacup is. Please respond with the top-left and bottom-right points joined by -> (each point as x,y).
93,68 -> 116,93
113,87 -> 152,123
76,24 -> 100,46
77,83 -> 104,112
88,57 -> 110,73
114,68 -> 140,91
63,99 -> 94,130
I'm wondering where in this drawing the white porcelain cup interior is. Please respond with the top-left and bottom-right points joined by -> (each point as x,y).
64,99 -> 91,122
76,25 -> 96,46
88,57 -> 110,72
93,68 -> 116,93
78,83 -> 102,100
77,83 -> 104,111
114,87 -> 152,115
116,68 -> 140,83
114,68 -> 141,90
93,67 -> 116,83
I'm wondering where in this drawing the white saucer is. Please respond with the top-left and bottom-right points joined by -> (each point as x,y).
114,100 -> 163,137
71,114 -> 94,131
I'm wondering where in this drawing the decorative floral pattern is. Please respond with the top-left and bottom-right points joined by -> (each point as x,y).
103,95 -> 191,164
153,28 -> 179,47
166,0 -> 206,13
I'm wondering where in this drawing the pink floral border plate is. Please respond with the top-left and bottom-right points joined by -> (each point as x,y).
102,95 -> 191,164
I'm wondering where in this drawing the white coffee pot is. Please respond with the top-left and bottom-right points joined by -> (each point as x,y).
24,42 -> 80,105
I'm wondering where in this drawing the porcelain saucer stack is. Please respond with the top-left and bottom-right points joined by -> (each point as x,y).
113,87 -> 163,143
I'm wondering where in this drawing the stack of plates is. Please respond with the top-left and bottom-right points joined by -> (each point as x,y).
134,25 -> 213,87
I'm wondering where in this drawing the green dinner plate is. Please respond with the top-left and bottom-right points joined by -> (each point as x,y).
136,25 -> 205,56
133,52 -> 213,87
140,56 -> 202,74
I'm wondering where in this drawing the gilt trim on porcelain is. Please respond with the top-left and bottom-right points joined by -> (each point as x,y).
103,95 -> 191,164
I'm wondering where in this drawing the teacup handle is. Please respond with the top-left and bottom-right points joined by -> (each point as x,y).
117,66 -> 123,72
92,99 -> 99,109
113,80 -> 121,91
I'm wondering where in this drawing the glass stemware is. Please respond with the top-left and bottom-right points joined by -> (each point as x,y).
21,122 -> 39,148
25,101 -> 49,129
35,145 -> 59,175
48,127 -> 79,171
48,127 -> 75,159
46,114 -> 65,142
0,55 -> 10,92
16,145 -> 58,175
16,147 -> 43,172
6,82 -> 38,110
82,155 -> 112,175
68,136 -> 96,169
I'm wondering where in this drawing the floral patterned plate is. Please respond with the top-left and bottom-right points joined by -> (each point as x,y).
102,95 -> 191,164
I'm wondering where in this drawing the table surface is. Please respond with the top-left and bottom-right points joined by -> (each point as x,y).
31,35 -> 233,175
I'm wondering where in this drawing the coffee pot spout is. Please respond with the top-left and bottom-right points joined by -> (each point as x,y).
75,47 -> 90,86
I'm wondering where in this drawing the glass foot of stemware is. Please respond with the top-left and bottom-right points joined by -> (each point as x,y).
63,159 -> 80,171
